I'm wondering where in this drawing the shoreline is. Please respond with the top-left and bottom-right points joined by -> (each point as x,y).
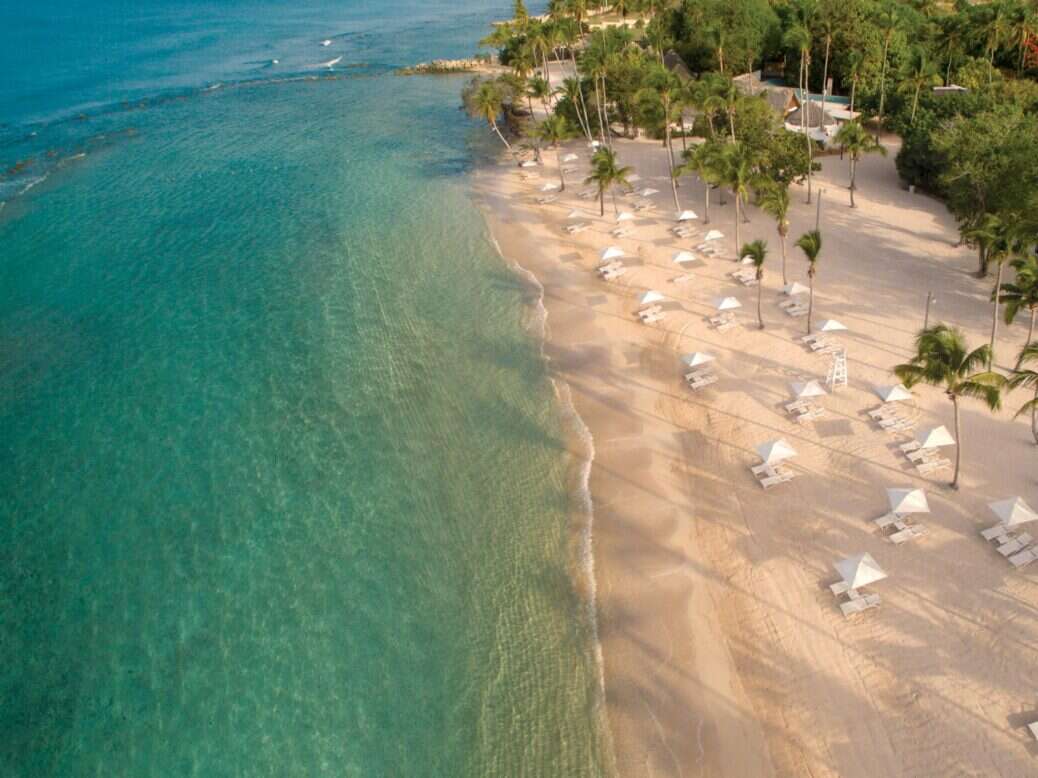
481,210 -> 618,777
469,133 -> 1038,777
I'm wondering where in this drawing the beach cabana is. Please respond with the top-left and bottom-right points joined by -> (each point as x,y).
887,488 -> 930,515
989,497 -> 1038,528
676,209 -> 698,222
790,380 -> 827,399
640,290 -> 665,305
713,296 -> 742,312
875,384 -> 913,403
682,352 -> 715,368
601,246 -> 626,262
704,229 -> 724,241
672,251 -> 697,264
817,319 -> 847,332
834,553 -> 887,589
616,211 -> 635,222
915,426 -> 955,449
783,282 -> 809,296
756,438 -> 797,464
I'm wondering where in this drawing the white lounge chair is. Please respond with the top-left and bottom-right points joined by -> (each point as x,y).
600,268 -> 625,281
536,195 -> 558,204
874,512 -> 901,529
786,306 -> 809,317
981,524 -> 1010,541
687,375 -> 718,390
840,593 -> 881,617
830,580 -> 852,596
760,472 -> 794,489
610,227 -> 632,238
671,273 -> 694,285
916,458 -> 951,475
642,312 -> 665,324
565,222 -> 590,234
1010,548 -> 1037,568
890,524 -> 927,544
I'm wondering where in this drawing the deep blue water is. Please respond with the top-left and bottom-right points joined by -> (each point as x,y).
0,2 -> 610,775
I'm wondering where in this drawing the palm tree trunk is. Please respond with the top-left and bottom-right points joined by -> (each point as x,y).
570,52 -> 593,141
491,120 -> 515,156
665,122 -> 680,212
779,232 -> 787,284
734,194 -> 741,256
600,76 -> 613,148
1031,384 -> 1038,445
594,85 -> 606,145
879,35 -> 891,126
951,395 -> 962,489
557,148 -> 566,191
807,274 -> 815,334
679,117 -> 687,151
801,52 -> 812,204
820,37 -> 831,129
757,278 -> 764,329
728,110 -> 736,142
703,186 -> 710,225
610,187 -> 619,216
978,245 -> 989,278
989,261 -> 1004,368
911,84 -> 921,122
850,78 -> 858,114
849,156 -> 857,207
599,188 -> 605,216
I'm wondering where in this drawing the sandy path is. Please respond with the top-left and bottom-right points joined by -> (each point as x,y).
472,133 -> 1038,777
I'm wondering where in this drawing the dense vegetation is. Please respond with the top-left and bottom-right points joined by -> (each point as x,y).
462,0 -> 1038,476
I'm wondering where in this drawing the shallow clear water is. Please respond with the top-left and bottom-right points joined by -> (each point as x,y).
0,2 -> 609,775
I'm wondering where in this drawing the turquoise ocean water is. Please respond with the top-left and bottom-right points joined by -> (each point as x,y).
0,2 -> 610,775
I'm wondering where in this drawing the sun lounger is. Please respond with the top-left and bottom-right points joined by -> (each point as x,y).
685,369 -> 715,382
907,447 -> 940,463
801,333 -> 826,344
714,318 -> 737,332
611,227 -> 632,238
600,268 -> 625,281
565,222 -> 590,234
562,166 -> 577,174
671,273 -> 694,285
1009,548 -> 1038,568
708,313 -> 734,326
830,581 -> 851,596
840,594 -> 880,617
536,195 -> 558,204
997,538 -> 1025,557
869,405 -> 901,419
808,337 -> 833,351
796,407 -> 825,423
881,418 -> 915,433
786,306 -> 809,317
597,262 -> 623,275
687,375 -> 718,390
915,458 -> 951,475
637,305 -> 663,319
778,299 -> 801,310
878,415 -> 909,429
874,512 -> 901,529
981,524 -> 1010,541
890,524 -> 927,544
899,440 -> 922,453
642,312 -> 665,324
759,472 -> 794,489
578,189 -> 596,199
785,400 -> 812,414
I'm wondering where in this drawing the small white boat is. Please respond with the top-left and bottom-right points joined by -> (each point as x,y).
321,39 -> 332,47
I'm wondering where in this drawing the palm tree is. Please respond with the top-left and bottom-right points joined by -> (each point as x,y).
638,65 -> 684,211
895,325 -> 1004,489
528,74 -> 551,114
536,115 -> 575,190
722,142 -> 756,256
785,22 -> 813,202
999,254 -> 1038,366
1008,3 -> 1038,74
758,183 -> 791,284
961,212 -> 1003,279
462,78 -> 515,157
984,221 -> 1026,368
833,121 -> 886,207
585,146 -> 632,216
557,78 -> 593,140
982,2 -> 1011,76
742,239 -> 768,329
676,142 -> 723,225
846,50 -> 865,114
898,46 -> 942,123
795,230 -> 823,333
816,11 -> 835,128
1007,342 -> 1038,444
875,0 -> 901,127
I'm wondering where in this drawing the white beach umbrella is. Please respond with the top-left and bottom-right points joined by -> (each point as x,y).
672,251 -> 697,264
616,211 -> 636,222
682,352 -> 716,368
567,209 -> 592,220
790,380 -> 827,399
676,209 -> 699,222
600,246 -> 626,262
562,153 -> 579,162
887,488 -> 930,515
817,319 -> 847,332
783,282 -> 810,296
713,296 -> 742,312
989,497 -> 1038,528
704,229 -> 724,241
756,438 -> 798,464
540,182 -> 560,192
834,553 -> 887,589
639,187 -> 660,197
875,384 -> 913,403
639,290 -> 665,305
915,425 -> 955,449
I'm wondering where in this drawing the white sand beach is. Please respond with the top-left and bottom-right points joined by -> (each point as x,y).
473,135 -> 1038,777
